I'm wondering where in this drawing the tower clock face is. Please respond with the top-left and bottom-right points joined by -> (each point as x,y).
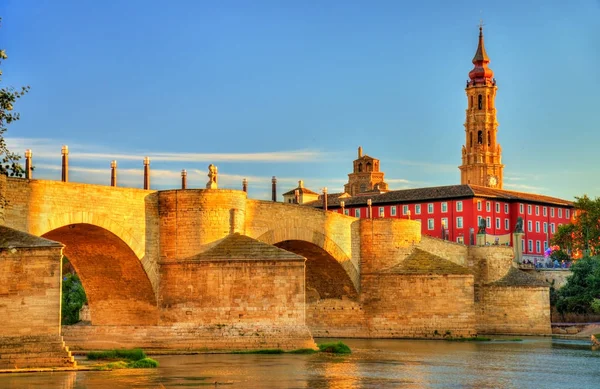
488,175 -> 498,187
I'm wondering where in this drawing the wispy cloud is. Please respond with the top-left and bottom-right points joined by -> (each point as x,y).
6,137 -> 334,163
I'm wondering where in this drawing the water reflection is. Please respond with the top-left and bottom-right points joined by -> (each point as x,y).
0,338 -> 598,389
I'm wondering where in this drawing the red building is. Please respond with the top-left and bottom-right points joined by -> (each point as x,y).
289,26 -> 574,262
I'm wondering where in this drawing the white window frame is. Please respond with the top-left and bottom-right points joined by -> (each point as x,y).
402,205 -> 408,215
535,206 -> 540,216
486,202 -> 491,212
527,205 -> 532,215
456,216 -> 463,229
456,201 -> 463,212
528,220 -> 532,232
543,222 -> 547,233
477,215 -> 483,227
391,206 -> 397,216
415,204 -> 421,215
477,201 -> 482,211
344,209 -> 349,216
551,223 -> 555,234
428,203 -> 434,214
355,209 -> 361,218
536,221 -> 540,233
520,203 -> 524,214
536,240 -> 541,253
428,218 -> 434,230
486,217 -> 491,228
441,202 -> 448,213
378,207 -> 385,217
543,206 -> 547,216
505,218 -> 509,230
495,218 -> 500,229
496,203 -> 500,213
504,204 -> 509,214
558,209 -> 563,218
528,240 -> 533,252
550,207 -> 555,217
566,209 -> 570,219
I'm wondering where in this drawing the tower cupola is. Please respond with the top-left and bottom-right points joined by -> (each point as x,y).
468,26 -> 494,85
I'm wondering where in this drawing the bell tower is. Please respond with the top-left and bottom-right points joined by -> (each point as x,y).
459,25 -> 504,188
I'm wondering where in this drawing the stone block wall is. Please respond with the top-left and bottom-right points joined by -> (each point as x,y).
159,260 -> 305,326
478,286 -> 551,335
359,219 -> 421,274
307,298 -> 368,337
419,236 -> 469,266
0,246 -> 62,336
361,274 -> 476,338
467,246 -> 514,284
525,269 -> 571,289
158,189 -> 247,261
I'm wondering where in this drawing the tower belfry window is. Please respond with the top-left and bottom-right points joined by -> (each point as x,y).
366,162 -> 372,172
470,132 -> 473,147
477,130 -> 483,144
478,95 -> 483,110
358,163 -> 363,172
487,131 -> 491,147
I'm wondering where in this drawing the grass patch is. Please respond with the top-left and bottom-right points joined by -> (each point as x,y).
317,341 -> 352,354
231,349 -> 285,354
129,357 -> 159,368
444,336 -> 491,342
87,348 -> 146,361
288,348 -> 318,354
594,334 -> 600,338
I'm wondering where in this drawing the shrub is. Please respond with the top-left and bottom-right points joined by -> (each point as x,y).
88,348 -> 147,361
317,341 -> 351,354
128,358 -> 159,368
61,272 -> 87,325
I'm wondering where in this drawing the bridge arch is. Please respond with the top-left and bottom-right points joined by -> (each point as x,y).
43,223 -> 159,326
256,228 -> 359,293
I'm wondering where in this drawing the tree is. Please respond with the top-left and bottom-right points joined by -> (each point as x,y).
0,17 -> 30,177
62,272 -> 87,325
551,195 -> 600,257
555,256 -> 600,315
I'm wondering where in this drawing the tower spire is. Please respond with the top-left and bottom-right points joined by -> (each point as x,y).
468,24 -> 494,85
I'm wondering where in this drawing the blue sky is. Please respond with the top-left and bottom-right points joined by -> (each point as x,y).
1,0 -> 599,200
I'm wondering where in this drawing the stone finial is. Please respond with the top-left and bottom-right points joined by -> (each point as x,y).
206,164 -> 218,189
298,180 -> 304,188
143,157 -> 150,190
61,145 -> 69,182
110,160 -> 117,187
181,169 -> 187,190
358,146 -> 363,158
24,149 -> 32,179
242,178 -> 248,193
271,176 -> 277,202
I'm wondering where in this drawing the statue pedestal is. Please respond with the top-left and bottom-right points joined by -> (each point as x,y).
513,232 -> 524,264
476,233 -> 486,246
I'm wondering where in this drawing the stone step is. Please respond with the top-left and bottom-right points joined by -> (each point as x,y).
0,351 -> 75,360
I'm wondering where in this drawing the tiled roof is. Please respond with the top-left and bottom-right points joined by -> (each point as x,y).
487,266 -> 548,287
383,248 -> 472,275
305,184 -> 572,208
0,226 -> 63,249
186,233 -> 305,262
282,187 -> 319,196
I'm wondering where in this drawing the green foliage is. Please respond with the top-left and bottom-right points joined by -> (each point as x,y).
61,272 -> 87,325
551,195 -> 600,257
128,357 -> 159,368
555,256 -> 600,315
87,348 -> 147,361
0,18 -> 30,178
590,298 -> 600,314
317,341 -> 352,354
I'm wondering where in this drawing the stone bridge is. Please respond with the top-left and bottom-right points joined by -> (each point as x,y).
0,175 -> 551,351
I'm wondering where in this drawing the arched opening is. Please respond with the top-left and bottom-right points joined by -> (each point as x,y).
274,240 -> 358,302
366,162 -> 372,172
487,95 -> 491,109
358,163 -> 363,172
477,130 -> 483,145
470,95 -> 473,109
487,131 -> 491,147
470,132 -> 473,147
478,94 -> 483,110
43,223 -> 158,326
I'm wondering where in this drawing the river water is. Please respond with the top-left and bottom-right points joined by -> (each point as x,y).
1,338 -> 598,388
